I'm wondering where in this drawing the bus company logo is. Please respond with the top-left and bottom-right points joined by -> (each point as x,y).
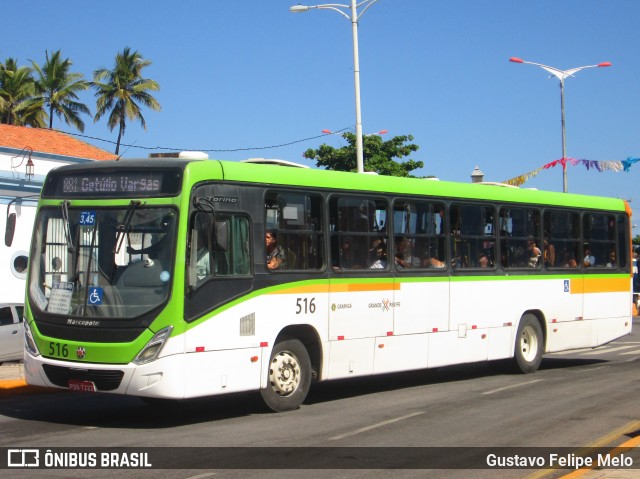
368,299 -> 400,311
8,449 -> 39,467
76,347 -> 86,359
382,299 -> 390,312
331,303 -> 352,311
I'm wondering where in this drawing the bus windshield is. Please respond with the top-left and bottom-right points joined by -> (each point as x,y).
28,204 -> 177,319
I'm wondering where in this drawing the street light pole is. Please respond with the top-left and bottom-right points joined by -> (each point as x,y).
509,57 -> 611,193
291,0 -> 380,173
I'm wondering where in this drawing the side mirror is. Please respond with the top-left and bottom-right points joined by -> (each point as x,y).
5,212 -> 16,247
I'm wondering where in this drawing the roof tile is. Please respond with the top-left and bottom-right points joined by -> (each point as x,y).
0,124 -> 118,161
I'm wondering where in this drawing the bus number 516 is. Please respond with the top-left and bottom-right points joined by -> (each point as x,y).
295,297 -> 316,315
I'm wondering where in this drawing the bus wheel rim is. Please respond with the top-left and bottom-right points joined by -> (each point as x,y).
520,325 -> 539,362
269,351 -> 301,397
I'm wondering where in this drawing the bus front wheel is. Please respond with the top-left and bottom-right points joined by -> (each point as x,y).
260,339 -> 312,412
514,314 -> 544,374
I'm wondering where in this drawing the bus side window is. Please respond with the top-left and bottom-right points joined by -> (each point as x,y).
265,192 -> 324,271
584,213 -> 617,268
188,213 -> 251,288
330,196 -> 387,271
544,210 -> 580,268
450,203 -> 496,269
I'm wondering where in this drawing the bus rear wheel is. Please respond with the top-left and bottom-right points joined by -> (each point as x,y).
260,339 -> 311,412
514,314 -> 544,373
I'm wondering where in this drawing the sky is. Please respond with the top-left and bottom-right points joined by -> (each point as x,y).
4,1 -> 640,219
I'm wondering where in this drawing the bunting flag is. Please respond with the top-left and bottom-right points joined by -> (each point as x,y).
504,157 -> 639,186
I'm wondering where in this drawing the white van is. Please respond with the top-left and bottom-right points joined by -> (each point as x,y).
0,304 -> 24,363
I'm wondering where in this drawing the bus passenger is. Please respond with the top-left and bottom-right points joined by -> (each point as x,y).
478,253 -> 490,268
543,236 -> 556,267
395,236 -> 419,268
424,257 -> 446,268
369,242 -> 388,269
528,239 -> 542,267
561,250 -> 578,268
266,231 -> 286,270
583,244 -> 596,267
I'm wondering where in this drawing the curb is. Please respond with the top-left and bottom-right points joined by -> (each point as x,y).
0,378 -> 60,396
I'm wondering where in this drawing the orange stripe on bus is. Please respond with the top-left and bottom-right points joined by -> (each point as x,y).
570,277 -> 630,294
331,282 -> 399,293
269,282 -> 398,295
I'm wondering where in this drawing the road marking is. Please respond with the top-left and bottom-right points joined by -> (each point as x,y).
573,366 -> 608,373
578,344 -> 638,355
481,379 -> 543,395
549,348 -> 594,356
329,411 -> 425,441
524,420 -> 640,479
185,473 -> 218,479
619,349 -> 640,355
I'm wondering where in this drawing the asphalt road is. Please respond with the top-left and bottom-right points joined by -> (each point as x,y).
0,319 -> 639,479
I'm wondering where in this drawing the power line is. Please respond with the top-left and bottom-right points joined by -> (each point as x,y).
59,127 -> 353,153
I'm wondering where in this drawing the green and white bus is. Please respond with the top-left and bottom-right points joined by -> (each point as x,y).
22,155 -> 633,411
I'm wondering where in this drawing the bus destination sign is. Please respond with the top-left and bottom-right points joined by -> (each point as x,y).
44,169 -> 182,198
62,173 -> 163,195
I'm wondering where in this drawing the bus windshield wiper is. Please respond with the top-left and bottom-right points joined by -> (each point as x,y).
114,200 -> 142,254
60,200 -> 75,253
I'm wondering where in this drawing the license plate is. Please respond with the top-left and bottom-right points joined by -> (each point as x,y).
68,380 -> 96,392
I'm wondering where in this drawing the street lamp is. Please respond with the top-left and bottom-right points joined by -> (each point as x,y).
291,0 -> 380,173
509,57 -> 611,193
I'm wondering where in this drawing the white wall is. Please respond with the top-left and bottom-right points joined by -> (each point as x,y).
0,147 -> 94,305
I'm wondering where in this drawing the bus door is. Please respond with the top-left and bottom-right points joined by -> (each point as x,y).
387,201 -> 449,371
327,197 -> 392,378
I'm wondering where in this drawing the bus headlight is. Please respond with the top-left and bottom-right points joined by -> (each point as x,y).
24,320 -> 40,357
133,326 -> 173,365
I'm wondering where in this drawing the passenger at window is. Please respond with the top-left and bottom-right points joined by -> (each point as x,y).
266,231 -> 286,270
425,257 -> 446,268
583,244 -> 596,267
562,250 -> 578,268
543,237 -> 556,267
528,239 -> 542,267
478,253 -> 490,268
606,251 -> 616,268
369,243 -> 388,269
394,236 -> 419,268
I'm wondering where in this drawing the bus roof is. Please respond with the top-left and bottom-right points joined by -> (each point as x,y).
198,160 -> 626,212
46,158 -> 627,213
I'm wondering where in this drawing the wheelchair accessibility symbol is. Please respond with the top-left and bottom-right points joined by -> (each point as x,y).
88,287 -> 104,305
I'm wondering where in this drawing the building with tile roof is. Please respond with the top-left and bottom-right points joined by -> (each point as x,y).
0,124 -> 117,303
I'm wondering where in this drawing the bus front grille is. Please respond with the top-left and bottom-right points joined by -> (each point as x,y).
42,364 -> 124,391
37,322 -> 145,343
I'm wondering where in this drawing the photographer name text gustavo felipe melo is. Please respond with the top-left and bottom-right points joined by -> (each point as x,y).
487,452 -> 633,469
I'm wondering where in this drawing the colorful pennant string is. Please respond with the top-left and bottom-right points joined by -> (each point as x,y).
503,157 -> 640,187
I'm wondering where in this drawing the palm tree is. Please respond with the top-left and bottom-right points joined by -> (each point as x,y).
92,47 -> 161,155
30,50 -> 90,131
0,58 -> 44,126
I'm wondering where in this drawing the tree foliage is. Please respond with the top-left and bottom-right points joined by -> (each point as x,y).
0,58 -> 41,126
303,132 -> 423,176
92,47 -> 161,155
30,50 -> 90,131
1,48 -> 161,149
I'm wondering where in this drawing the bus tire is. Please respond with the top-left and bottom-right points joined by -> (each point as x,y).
260,339 -> 311,412
513,314 -> 544,374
